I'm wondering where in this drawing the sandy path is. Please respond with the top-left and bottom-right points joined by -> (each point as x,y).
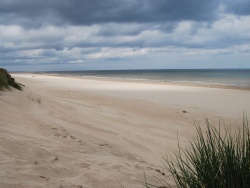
0,74 -> 249,187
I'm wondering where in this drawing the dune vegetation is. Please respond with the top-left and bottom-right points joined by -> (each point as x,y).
145,117 -> 250,188
0,68 -> 22,91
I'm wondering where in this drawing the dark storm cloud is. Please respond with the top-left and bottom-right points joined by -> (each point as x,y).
56,0 -> 220,24
0,0 -> 220,27
225,0 -> 250,15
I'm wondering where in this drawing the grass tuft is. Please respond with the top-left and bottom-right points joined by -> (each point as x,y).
145,116 -> 250,188
0,68 -> 22,91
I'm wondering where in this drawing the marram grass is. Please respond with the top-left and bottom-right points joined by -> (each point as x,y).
145,116 -> 250,188
0,68 -> 22,91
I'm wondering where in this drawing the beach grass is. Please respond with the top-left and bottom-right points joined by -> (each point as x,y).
0,68 -> 22,91
144,116 -> 250,188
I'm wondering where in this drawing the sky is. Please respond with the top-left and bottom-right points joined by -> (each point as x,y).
0,0 -> 250,71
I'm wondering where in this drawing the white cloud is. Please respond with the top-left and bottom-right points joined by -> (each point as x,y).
1,13 -> 250,70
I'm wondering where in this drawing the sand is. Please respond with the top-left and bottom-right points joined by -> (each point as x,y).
0,74 -> 250,188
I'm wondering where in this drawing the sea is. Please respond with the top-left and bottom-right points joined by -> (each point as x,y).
45,69 -> 250,89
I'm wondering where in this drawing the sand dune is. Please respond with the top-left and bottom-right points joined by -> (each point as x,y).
0,74 -> 249,187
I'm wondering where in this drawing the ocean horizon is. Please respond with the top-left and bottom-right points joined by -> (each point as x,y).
42,69 -> 250,88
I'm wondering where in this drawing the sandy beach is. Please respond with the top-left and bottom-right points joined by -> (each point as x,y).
1,74 -> 250,188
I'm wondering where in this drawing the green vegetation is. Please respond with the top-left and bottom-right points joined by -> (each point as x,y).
145,117 -> 250,188
0,68 -> 22,91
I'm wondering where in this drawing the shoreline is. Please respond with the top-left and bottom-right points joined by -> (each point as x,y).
12,73 -> 250,119
12,72 -> 250,91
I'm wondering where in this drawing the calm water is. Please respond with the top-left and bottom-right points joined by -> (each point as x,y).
45,69 -> 250,88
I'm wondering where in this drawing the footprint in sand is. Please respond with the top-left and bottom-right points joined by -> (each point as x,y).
52,127 -> 76,140
40,176 -> 49,181
74,162 -> 91,169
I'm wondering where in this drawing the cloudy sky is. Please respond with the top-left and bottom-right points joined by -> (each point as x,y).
1,0 -> 250,71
